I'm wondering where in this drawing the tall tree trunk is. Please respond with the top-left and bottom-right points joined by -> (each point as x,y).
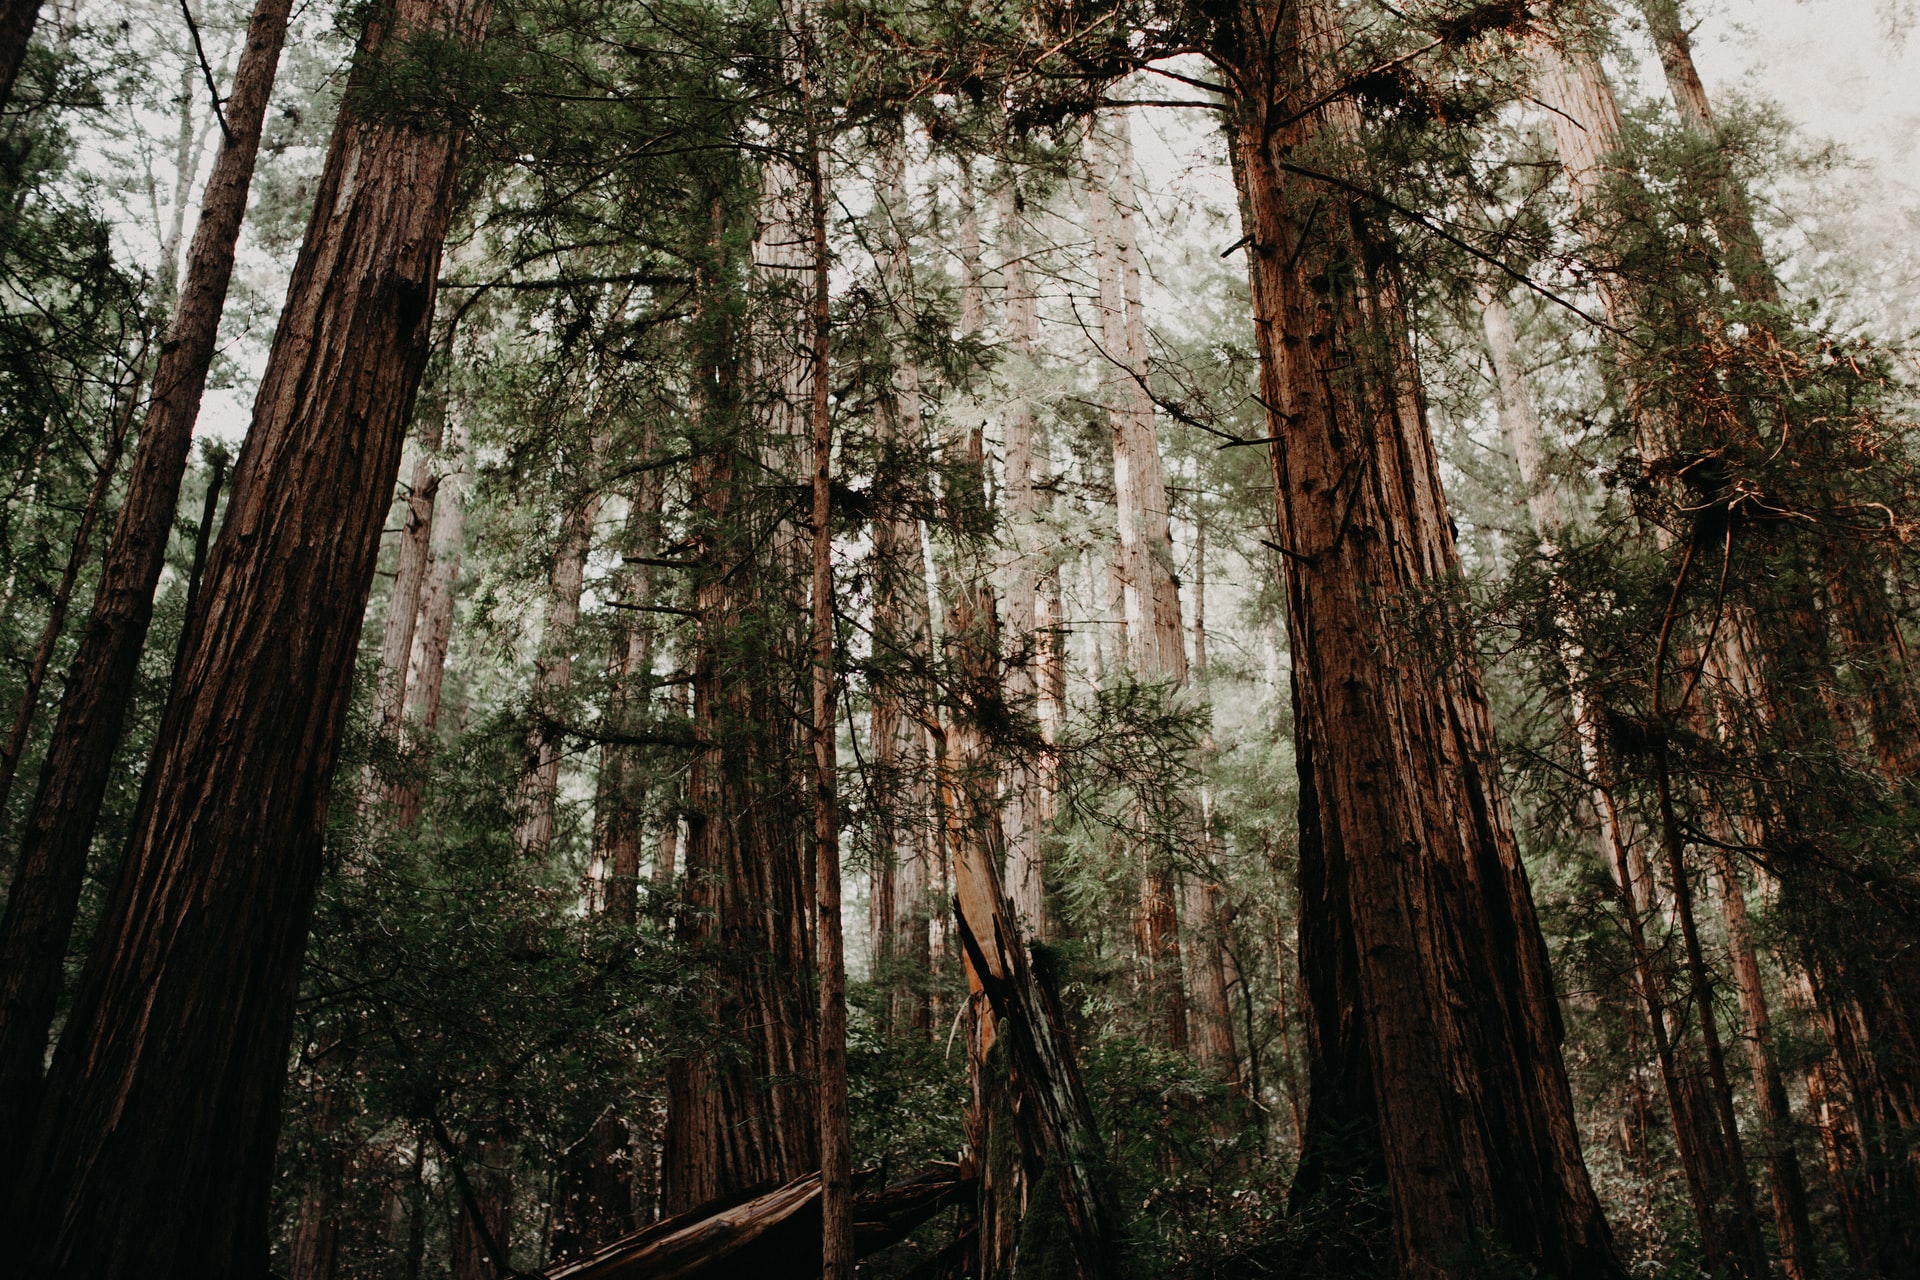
1212,1 -> 1622,1273
1710,849 -> 1818,1277
946,533 -> 1120,1280
393,415 -> 471,826
512,465 -> 603,858
0,0 -> 292,1193
662,162 -> 818,1214
1086,112 -> 1188,1051
370,340 -> 454,742
596,430 -> 664,927
867,124 -> 936,1037
1531,37 -> 1789,1276
1185,525 -> 1238,1080
996,160 -> 1051,941
802,51 -> 852,1279
4,0 -> 489,1272
1635,0 -> 1778,307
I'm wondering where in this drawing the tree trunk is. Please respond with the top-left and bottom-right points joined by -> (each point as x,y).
1086,112 -> 1189,1051
596,428 -> 664,926
1185,527 -> 1238,1080
0,0 -> 292,1194
801,61 -> 852,1280
370,341 -> 454,742
393,415 -> 471,826
0,366 -> 137,818
1481,278 -> 1760,1272
1213,1 -> 1622,1273
1710,849 -> 1817,1278
512,466 -> 604,858
1635,0 -> 1778,307
450,1122 -> 516,1280
5,1 -> 489,1272
662,165 -> 818,1214
867,125 -> 937,1037
996,160 -> 1051,941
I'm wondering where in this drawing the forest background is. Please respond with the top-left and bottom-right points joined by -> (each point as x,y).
1,0 -> 1919,1276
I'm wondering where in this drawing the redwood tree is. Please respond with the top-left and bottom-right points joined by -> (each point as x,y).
0,0 -> 293,1192
4,0 -> 491,1272
1197,0 -> 1623,1272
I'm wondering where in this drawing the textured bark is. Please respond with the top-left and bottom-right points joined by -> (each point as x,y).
1210,1 -> 1622,1273
542,1167 -> 972,1280
662,168 -> 817,1214
4,1 -> 488,1272
0,0 -> 291,1193
0,0 -> 41,113
950,750 -> 1119,1280
944,489 -> 1117,1277
946,177 -> 1030,1273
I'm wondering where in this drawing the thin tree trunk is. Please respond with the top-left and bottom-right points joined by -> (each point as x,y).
1086,113 -> 1188,1050
802,55 -> 851,1279
512,469 -> 603,858
0,0 -> 292,1194
170,445 -> 230,697
6,0 -> 489,1271
1185,526 -> 1237,1080
1710,848 -> 1818,1277
868,124 -> 936,1036
1216,0 -> 1622,1272
997,161 -> 1050,940
371,342 -> 454,741
393,415 -> 470,827
0,368 -> 137,817
597,431 -> 663,926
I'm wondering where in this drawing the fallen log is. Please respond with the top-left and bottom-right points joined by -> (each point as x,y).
542,1164 -> 972,1280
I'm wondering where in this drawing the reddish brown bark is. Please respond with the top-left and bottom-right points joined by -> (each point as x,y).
661,170 -> 817,1214
0,0 -> 293,1194
4,1 -> 488,1272
1210,1 -> 1622,1272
